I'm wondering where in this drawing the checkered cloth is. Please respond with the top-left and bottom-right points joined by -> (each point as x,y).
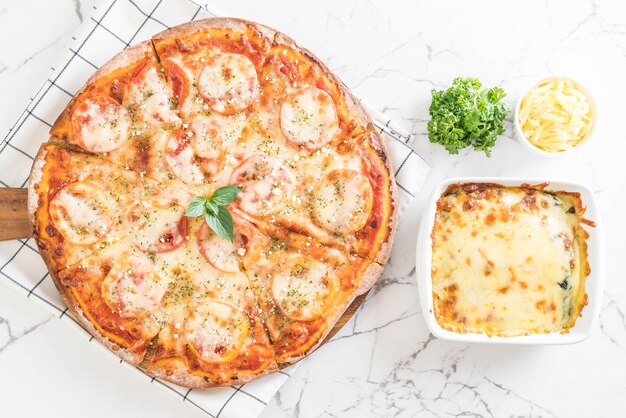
0,0 -> 430,416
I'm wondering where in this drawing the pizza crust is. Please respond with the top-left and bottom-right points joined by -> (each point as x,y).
28,143 -> 67,276
146,357 -> 279,388
27,144 -> 48,228
152,17 -> 276,43
364,130 -> 399,266
87,42 -> 151,86
146,364 -> 210,388
71,302 -> 144,366
356,259 -> 387,297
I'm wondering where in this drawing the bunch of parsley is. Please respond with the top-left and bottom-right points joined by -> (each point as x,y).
427,77 -> 507,157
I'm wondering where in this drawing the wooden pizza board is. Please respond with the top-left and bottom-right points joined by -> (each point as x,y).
0,188 -> 368,365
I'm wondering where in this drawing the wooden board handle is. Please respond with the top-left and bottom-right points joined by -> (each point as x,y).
0,188 -> 31,241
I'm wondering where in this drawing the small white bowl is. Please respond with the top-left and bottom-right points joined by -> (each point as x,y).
514,76 -> 597,158
416,177 -> 605,344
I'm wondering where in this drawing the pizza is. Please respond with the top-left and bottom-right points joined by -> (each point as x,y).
28,18 -> 397,387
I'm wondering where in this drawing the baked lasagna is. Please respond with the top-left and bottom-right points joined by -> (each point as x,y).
431,183 -> 592,336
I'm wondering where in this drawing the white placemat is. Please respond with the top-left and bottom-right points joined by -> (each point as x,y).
0,0 -> 430,417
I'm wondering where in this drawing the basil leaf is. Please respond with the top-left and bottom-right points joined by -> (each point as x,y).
185,197 -> 207,217
186,185 -> 242,242
205,206 -> 235,242
210,185 -> 243,206
205,200 -> 219,217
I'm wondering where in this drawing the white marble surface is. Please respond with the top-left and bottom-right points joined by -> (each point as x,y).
1,0 -> 625,417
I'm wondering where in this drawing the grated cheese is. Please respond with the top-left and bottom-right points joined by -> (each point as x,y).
518,78 -> 594,153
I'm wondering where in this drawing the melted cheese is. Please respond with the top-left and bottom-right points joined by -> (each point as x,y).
190,115 -> 223,160
128,66 -> 180,126
101,254 -> 168,318
127,196 -> 187,253
518,78 -> 594,153
190,113 -> 244,168
231,154 -> 295,217
230,106 -> 303,170
314,169 -> 373,234
72,96 -> 131,152
280,88 -> 339,149
431,185 -> 587,336
197,53 -> 259,115
49,182 -> 115,245
197,221 -> 240,273
164,129 -> 206,185
184,300 -> 249,363
152,218 -> 255,327
270,254 -> 337,321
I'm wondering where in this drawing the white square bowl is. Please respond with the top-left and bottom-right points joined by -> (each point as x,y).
416,177 -> 605,344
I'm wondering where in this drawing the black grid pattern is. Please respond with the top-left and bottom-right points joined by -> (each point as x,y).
0,0 -> 430,417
